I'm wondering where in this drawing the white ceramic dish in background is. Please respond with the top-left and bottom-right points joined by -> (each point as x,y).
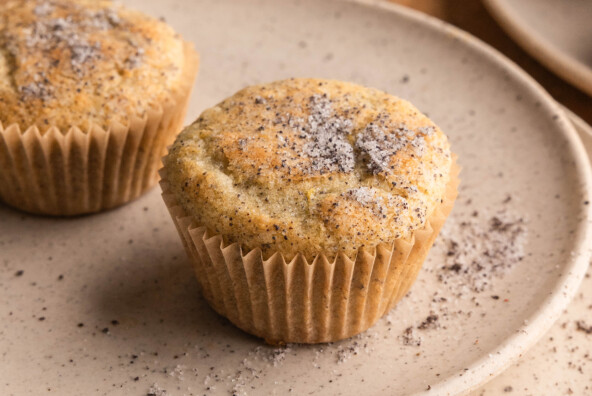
484,0 -> 592,96
474,109 -> 592,395
1,1 -> 591,395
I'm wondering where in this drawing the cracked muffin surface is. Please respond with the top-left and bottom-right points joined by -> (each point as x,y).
0,0 -> 190,132
164,78 -> 453,260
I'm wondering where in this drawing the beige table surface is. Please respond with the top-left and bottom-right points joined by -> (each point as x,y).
388,1 -> 592,395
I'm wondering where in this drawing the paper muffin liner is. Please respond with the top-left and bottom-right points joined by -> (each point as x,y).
160,159 -> 459,344
0,43 -> 199,216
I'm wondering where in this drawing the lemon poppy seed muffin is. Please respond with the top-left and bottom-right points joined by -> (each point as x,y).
164,78 -> 452,260
0,0 -> 199,215
162,78 -> 458,343
0,0 -> 190,131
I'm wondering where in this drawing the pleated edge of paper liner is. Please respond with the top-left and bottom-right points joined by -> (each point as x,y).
0,42 -> 199,216
159,156 -> 459,344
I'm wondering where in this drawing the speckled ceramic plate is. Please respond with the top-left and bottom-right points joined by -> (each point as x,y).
1,1 -> 591,395
474,109 -> 592,395
484,0 -> 592,96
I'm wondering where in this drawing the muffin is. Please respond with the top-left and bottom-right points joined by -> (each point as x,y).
161,78 -> 458,344
0,0 -> 199,215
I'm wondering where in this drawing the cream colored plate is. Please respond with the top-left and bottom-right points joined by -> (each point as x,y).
474,110 -> 592,395
1,1 -> 591,395
484,0 -> 592,96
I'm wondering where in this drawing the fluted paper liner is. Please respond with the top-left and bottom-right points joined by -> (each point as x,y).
0,43 -> 199,216
160,159 -> 459,344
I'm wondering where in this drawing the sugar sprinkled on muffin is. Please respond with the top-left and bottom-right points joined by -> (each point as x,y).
0,0 -> 187,131
164,78 -> 451,260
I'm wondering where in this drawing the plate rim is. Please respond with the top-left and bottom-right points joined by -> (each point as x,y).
347,0 -> 592,394
483,0 -> 592,97
563,106 -> 592,167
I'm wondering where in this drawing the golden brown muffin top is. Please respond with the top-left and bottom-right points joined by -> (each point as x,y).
0,0 -> 191,132
164,78 -> 452,260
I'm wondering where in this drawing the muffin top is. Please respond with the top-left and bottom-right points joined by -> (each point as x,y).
164,78 -> 452,260
0,0 -> 193,132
